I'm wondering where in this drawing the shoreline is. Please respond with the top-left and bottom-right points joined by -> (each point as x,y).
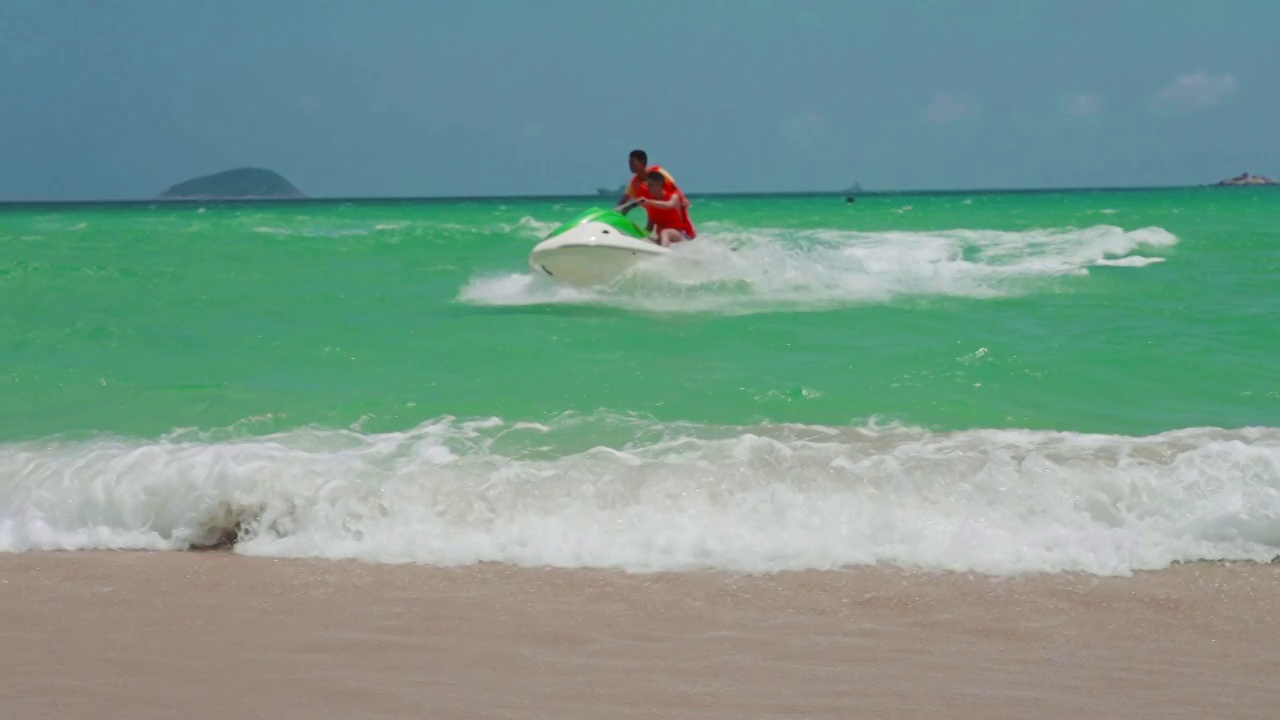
3,550 -> 1277,719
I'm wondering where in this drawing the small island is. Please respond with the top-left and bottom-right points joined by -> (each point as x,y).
159,167 -> 305,199
1214,172 -> 1277,186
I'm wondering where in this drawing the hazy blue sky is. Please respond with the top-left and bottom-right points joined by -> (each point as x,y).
2,0 -> 1276,200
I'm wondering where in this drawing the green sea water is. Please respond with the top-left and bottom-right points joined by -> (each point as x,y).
2,187 -> 1278,574
3,188 -> 1277,441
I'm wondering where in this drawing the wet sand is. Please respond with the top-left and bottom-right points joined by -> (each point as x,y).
1,552 -> 1277,719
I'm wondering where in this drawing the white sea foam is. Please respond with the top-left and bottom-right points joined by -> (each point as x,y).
2,414 -> 1275,577
459,223 -> 1177,314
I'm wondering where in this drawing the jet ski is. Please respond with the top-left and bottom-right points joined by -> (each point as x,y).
527,206 -> 668,286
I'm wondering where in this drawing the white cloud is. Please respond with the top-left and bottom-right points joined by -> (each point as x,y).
925,92 -> 980,124
1059,92 -> 1101,117
1150,72 -> 1238,110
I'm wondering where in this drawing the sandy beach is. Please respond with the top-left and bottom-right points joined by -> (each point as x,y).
2,552 -> 1276,719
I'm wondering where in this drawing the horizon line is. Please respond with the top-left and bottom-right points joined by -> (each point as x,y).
0,181 -> 1265,207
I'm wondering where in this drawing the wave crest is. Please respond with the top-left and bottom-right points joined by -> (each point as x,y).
3,413 -> 1276,577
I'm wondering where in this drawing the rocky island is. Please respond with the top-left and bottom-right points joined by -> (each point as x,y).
1214,172 -> 1277,186
159,167 -> 305,199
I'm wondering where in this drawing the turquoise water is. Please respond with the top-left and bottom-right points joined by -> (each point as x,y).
2,188 -> 1278,575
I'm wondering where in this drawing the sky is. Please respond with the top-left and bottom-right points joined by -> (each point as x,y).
1,0 -> 1277,200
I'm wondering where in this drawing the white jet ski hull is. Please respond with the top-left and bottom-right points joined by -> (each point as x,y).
528,210 -> 668,287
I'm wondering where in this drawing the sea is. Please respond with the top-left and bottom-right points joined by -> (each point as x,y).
2,187 -> 1278,578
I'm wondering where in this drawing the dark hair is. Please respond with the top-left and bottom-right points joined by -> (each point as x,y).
629,149 -> 647,164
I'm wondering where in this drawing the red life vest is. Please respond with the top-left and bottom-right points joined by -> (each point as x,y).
644,184 -> 696,238
626,165 -> 676,200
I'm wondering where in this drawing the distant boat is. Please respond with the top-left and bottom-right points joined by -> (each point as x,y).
596,184 -> 625,196
1214,172 -> 1277,186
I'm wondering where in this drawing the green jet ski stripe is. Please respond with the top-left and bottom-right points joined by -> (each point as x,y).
544,208 -> 648,240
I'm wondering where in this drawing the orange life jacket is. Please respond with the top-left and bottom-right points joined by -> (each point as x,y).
625,165 -> 676,199
644,184 -> 696,238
